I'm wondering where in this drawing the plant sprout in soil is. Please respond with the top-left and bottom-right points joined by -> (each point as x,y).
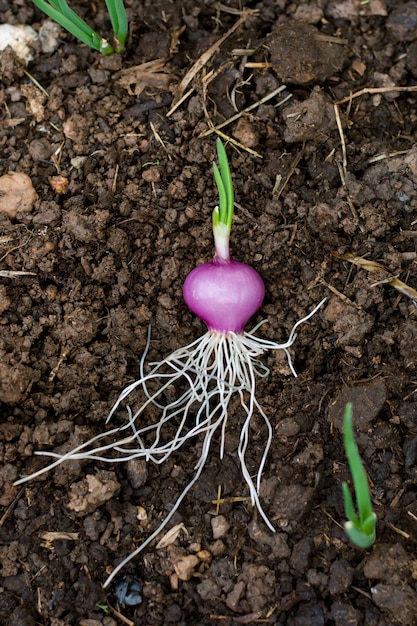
30,0 -> 128,55
342,402 -> 377,549
16,139 -> 325,587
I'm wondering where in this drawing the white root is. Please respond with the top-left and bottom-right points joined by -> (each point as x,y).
15,298 -> 325,588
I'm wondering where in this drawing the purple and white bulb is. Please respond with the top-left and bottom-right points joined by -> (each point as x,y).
183,257 -> 265,334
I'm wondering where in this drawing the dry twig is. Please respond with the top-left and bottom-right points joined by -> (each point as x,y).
167,10 -> 254,116
0,270 -> 36,278
273,145 -> 305,200
333,251 -> 417,303
336,85 -> 417,106
200,84 -> 290,138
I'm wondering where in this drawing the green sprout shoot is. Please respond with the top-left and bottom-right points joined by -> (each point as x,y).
342,402 -> 377,548
212,138 -> 234,261
31,0 -> 128,55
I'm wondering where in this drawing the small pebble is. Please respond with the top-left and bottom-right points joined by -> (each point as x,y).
127,457 -> 148,488
232,118 -> 258,148
142,166 -> 160,183
329,560 -> 354,596
387,1 -> 417,41
211,515 -> 230,539
0,172 -> 37,219
328,378 -> 387,433
268,22 -> 346,84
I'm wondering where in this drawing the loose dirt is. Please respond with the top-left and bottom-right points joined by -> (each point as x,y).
1,1 -> 417,624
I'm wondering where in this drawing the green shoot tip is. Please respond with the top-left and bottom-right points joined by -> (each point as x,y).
212,139 -> 234,231
342,402 -> 376,549
212,139 -> 235,261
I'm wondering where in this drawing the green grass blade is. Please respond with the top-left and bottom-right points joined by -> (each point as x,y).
45,0 -> 67,9
363,513 -> 377,537
105,0 -> 128,50
31,0 -> 102,49
342,481 -> 359,526
343,403 -> 373,523
46,0 -> 64,8
216,138 -> 234,229
342,403 -> 376,548
54,0 -> 98,38
213,162 -> 227,226
33,0 -> 92,38
31,0 -> 115,53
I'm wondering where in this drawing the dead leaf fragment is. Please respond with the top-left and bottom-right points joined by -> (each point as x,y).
168,10 -> 252,112
21,84 -> 46,122
0,172 -> 38,219
5,118 -> 25,128
40,531 -> 79,541
333,251 -> 417,303
0,271 -> 36,278
156,522 -> 188,549
49,175 -> 69,195
40,531 -> 79,551
116,59 -> 177,97
170,25 -> 186,54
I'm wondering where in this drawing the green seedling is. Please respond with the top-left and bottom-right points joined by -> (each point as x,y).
342,402 -> 376,548
211,138 -> 234,261
31,0 -> 128,54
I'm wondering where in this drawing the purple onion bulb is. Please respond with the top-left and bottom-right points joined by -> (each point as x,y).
183,257 -> 265,333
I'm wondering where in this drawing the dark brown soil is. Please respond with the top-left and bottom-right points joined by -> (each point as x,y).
2,1 -> 417,624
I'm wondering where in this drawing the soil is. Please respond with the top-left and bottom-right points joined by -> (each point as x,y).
1,0 -> 417,624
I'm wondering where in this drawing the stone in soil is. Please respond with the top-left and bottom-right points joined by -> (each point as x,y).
268,21 -> 347,84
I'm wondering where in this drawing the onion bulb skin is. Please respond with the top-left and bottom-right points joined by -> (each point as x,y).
183,257 -> 265,333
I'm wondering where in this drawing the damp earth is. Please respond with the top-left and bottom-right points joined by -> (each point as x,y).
2,1 -> 417,625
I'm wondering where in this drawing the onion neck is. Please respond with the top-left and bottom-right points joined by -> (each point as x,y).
213,218 -> 230,262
